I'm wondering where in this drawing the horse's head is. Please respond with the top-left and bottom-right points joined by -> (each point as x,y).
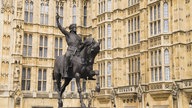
84,37 -> 100,56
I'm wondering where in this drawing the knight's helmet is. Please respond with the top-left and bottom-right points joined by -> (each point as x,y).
69,24 -> 76,31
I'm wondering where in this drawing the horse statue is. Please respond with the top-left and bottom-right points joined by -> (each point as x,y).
53,37 -> 101,108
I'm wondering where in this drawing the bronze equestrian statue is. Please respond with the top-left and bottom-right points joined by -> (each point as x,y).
53,13 -> 101,108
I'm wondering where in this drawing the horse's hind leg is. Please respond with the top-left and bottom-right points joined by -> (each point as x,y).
75,73 -> 86,108
55,73 -> 62,108
60,78 -> 72,98
56,73 -> 61,92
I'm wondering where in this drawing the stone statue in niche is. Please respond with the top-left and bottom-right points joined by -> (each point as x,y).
15,24 -> 22,53
172,81 -> 179,100
14,66 -> 20,79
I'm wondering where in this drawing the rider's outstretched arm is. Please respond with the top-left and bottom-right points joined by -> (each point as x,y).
56,13 -> 70,37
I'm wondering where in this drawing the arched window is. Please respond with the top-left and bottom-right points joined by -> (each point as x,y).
163,3 -> 169,33
151,52 -> 153,66
104,1 -> 105,12
84,6 -> 87,26
128,20 -> 130,32
165,67 -> 170,80
72,5 -> 76,24
151,68 -> 154,82
107,0 -> 111,12
107,62 -> 111,74
138,57 -> 140,71
101,2 -> 103,13
56,2 -> 64,26
60,6 -> 64,25
98,3 -> 100,14
158,4 -> 160,18
44,4 -> 48,24
164,49 -> 169,65
25,0 -> 33,23
39,36 -> 48,58
40,1 -> 49,25
54,37 -> 63,58
107,62 -> 112,87
163,3 -> 168,18
164,49 -> 170,81
154,5 -> 156,20
164,19 -> 169,33
107,24 -> 111,37
128,0 -> 130,6
29,1 -> 33,22
107,24 -> 111,49
23,33 -> 32,57
132,59 -> 134,72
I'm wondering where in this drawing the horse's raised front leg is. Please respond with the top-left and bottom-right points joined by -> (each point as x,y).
75,73 -> 86,108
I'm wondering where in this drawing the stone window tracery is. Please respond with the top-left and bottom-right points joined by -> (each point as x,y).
24,0 -> 33,23
23,33 -> 32,57
150,49 -> 162,82
84,6 -> 87,26
40,0 -> 49,25
39,36 -> 48,58
21,67 -> 31,90
38,69 -> 47,91
128,57 -> 140,85
54,37 -> 63,58
163,2 -> 169,33
56,1 -> 64,26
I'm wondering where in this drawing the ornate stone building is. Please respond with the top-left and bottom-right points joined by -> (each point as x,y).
0,0 -> 192,108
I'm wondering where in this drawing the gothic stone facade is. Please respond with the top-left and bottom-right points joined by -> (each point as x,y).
0,0 -> 192,108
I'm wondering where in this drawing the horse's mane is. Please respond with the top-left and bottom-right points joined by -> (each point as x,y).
83,37 -> 94,46
79,37 -> 96,63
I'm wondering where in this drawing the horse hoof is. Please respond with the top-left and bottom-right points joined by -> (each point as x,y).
58,101 -> 63,107
81,103 -> 86,108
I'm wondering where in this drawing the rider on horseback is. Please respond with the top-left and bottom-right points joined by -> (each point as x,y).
56,13 -> 95,80
56,13 -> 83,78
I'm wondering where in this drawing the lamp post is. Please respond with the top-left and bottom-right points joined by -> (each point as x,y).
189,98 -> 192,108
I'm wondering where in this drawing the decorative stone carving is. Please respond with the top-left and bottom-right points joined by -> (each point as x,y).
1,0 -> 14,13
10,87 -> 22,106
15,23 -> 23,53
14,66 -> 20,79
15,97 -> 21,105
137,78 -> 143,102
172,81 -> 179,100
17,0 -> 23,18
